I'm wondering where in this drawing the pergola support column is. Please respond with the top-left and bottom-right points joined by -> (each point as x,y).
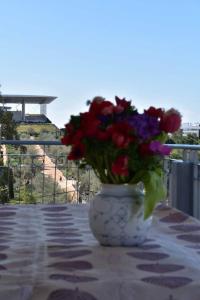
22,101 -> 25,121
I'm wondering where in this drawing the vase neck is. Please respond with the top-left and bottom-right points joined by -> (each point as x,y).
100,183 -> 143,197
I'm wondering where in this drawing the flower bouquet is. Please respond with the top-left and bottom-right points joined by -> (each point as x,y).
61,96 -> 181,219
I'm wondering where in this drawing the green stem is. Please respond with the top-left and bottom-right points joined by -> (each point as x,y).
86,155 -> 108,183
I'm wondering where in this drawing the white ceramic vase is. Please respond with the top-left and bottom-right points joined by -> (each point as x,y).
89,184 -> 152,246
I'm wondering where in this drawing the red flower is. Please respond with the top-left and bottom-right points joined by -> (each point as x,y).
88,99 -> 103,115
80,112 -> 101,137
96,130 -> 110,141
160,109 -> 181,133
111,155 -> 129,176
112,133 -> 127,148
89,99 -> 114,116
73,129 -> 84,143
65,123 -> 74,132
139,143 -> 153,156
145,106 -> 164,118
114,105 -> 125,114
61,123 -> 75,146
61,134 -> 73,146
112,133 -> 134,148
108,122 -> 134,148
67,143 -> 85,160
115,96 -> 131,110
101,103 -> 114,115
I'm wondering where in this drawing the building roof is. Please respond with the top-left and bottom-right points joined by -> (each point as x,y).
0,95 -> 57,104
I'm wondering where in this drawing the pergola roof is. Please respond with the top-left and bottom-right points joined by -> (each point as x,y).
0,95 -> 57,104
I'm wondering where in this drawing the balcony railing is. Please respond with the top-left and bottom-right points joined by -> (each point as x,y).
0,140 -> 101,204
0,140 -> 200,219
163,143 -> 200,219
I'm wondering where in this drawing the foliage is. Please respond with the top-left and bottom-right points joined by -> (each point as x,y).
166,132 -> 200,159
0,111 -> 18,139
0,111 -> 17,201
61,96 -> 181,219
17,124 -> 58,137
168,132 -> 199,145
16,186 -> 37,204
4,143 -> 68,204
0,167 -> 14,203
78,168 -> 101,201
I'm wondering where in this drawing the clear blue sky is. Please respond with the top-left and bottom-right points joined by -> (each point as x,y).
1,0 -> 200,127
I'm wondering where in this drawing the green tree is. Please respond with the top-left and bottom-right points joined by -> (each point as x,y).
182,133 -> 199,145
168,132 -> 200,159
0,111 -> 18,139
170,131 -> 199,145
0,110 -> 18,203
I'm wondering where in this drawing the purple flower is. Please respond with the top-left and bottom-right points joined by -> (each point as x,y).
150,141 -> 171,155
128,113 -> 160,140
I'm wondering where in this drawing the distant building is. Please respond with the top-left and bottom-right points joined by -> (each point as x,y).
0,94 -> 57,124
181,123 -> 200,137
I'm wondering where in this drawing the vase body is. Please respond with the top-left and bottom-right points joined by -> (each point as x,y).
89,184 -> 152,246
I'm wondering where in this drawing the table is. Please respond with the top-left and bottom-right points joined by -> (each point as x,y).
0,204 -> 200,300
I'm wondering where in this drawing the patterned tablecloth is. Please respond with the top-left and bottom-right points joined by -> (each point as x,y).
0,204 -> 200,300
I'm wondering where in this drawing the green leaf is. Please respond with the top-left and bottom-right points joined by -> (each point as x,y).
155,132 -> 168,143
143,170 -> 166,220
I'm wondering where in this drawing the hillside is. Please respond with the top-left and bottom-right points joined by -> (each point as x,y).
17,123 -> 59,135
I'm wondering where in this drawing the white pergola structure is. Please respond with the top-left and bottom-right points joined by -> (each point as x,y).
0,95 -> 57,121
